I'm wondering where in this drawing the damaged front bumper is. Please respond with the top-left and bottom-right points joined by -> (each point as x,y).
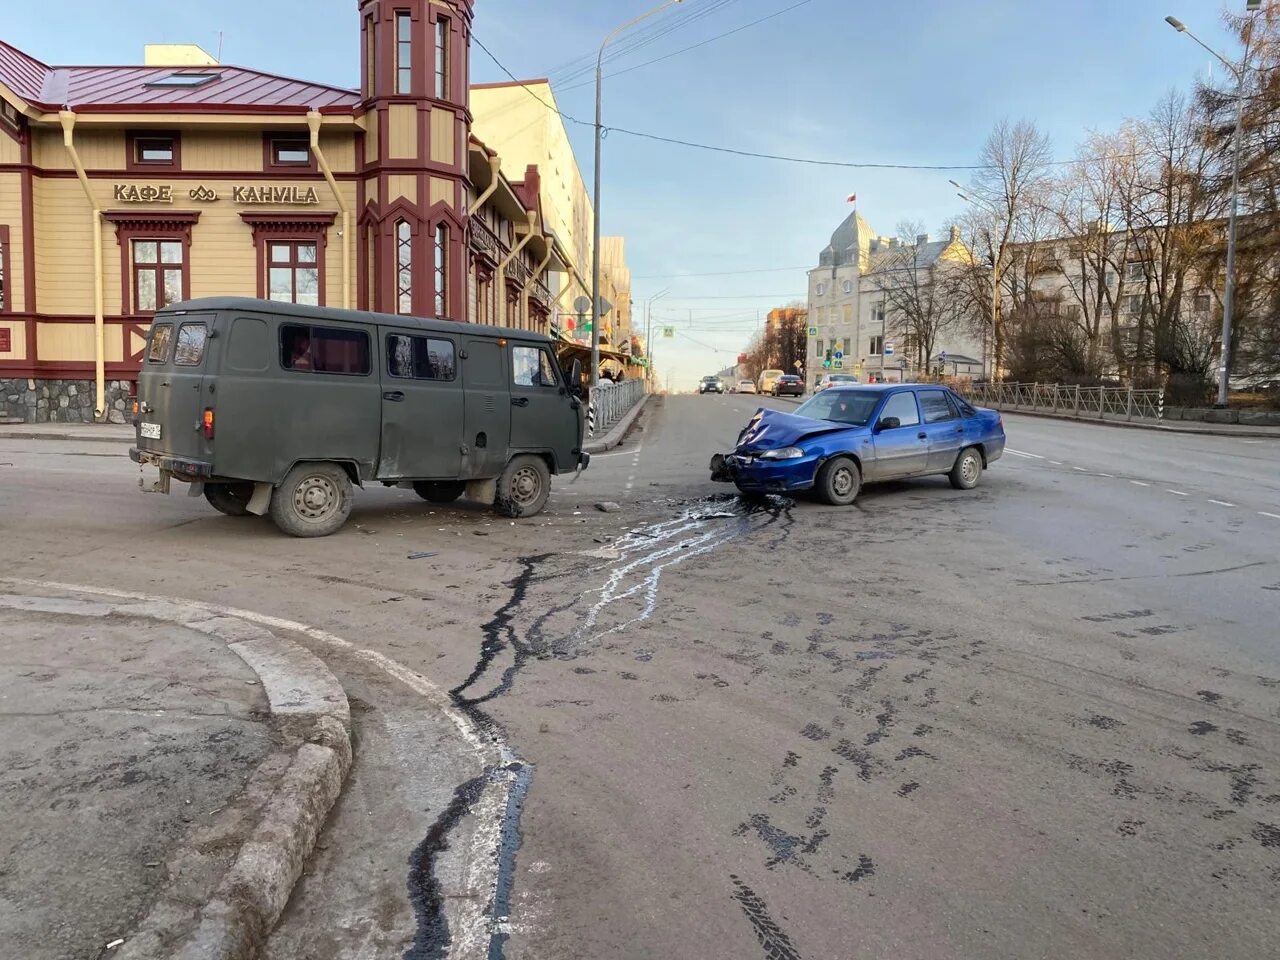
709,451 -> 817,493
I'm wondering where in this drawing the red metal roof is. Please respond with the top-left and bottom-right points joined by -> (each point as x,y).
0,39 -> 359,114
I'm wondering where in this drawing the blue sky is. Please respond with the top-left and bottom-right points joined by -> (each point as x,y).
5,0 -> 1240,384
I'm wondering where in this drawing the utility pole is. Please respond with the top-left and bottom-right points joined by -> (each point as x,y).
591,0 -> 684,386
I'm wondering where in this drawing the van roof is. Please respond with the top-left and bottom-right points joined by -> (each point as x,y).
158,297 -> 554,344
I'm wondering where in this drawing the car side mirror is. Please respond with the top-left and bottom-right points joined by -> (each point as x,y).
567,358 -> 583,397
875,416 -> 900,432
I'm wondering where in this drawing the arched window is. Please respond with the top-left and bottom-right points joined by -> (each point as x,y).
396,220 -> 413,315
434,223 -> 448,316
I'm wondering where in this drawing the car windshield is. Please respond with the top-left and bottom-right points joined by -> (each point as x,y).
794,389 -> 881,426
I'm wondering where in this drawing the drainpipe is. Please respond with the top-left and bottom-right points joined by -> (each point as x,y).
60,111 -> 106,420
520,242 -> 554,330
467,153 -> 502,216
307,111 -> 351,309
497,211 -> 537,327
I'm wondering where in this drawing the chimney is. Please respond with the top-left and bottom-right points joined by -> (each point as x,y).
143,44 -> 219,66
916,233 -> 930,246
949,225 -> 961,243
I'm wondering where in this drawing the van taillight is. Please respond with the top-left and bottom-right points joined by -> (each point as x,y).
202,408 -> 214,440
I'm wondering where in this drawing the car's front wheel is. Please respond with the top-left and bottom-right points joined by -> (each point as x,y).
815,457 -> 860,506
495,455 -> 551,518
949,446 -> 984,490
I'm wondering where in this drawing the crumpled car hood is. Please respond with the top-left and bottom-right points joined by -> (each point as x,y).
735,407 -> 850,452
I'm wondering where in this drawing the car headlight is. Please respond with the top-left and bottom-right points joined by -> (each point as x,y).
756,446 -> 805,460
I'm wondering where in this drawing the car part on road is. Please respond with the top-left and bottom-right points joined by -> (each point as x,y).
816,456 -> 861,505
495,455 -> 551,518
950,446 -> 983,489
270,462 -> 354,537
413,480 -> 466,503
204,481 -> 254,516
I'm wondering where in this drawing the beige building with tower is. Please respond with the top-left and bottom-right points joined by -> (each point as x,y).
0,1 -> 569,424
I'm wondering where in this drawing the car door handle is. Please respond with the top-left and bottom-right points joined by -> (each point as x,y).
512,397 -> 529,407
917,432 -> 927,440
383,391 -> 404,402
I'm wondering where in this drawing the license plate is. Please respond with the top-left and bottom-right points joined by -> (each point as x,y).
140,422 -> 161,440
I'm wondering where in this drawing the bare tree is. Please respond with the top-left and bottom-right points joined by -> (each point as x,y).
867,222 -> 961,375
961,119 -> 1054,379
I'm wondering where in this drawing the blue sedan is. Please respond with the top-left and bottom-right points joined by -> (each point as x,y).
710,384 -> 1006,505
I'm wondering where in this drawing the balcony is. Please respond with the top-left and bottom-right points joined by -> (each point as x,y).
470,218 -> 501,260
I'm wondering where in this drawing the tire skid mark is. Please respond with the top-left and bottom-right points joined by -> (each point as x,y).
729,875 -> 804,960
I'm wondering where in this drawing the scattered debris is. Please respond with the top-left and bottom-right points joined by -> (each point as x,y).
407,552 -> 438,560
474,530 -> 490,537
106,939 -> 125,950
595,501 -> 622,513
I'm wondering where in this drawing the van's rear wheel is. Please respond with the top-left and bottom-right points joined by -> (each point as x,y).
270,463 -> 353,538
204,482 -> 254,517
413,481 -> 466,504
495,455 -> 550,518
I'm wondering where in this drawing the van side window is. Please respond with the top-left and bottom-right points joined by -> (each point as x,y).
174,322 -> 208,366
513,345 -> 558,387
281,324 -> 370,376
147,323 -> 174,362
386,334 -> 456,381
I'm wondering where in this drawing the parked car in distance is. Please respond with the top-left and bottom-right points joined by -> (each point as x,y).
737,379 -> 757,394
816,373 -> 860,392
758,369 -> 785,395
710,384 -> 1005,505
130,297 -> 587,537
773,374 -> 805,397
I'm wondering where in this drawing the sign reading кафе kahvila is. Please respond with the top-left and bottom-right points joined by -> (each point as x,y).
112,184 -> 320,205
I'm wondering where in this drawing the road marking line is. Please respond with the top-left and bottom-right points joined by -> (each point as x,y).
1005,448 -> 1045,459
1208,499 -> 1236,507
1073,466 -> 1088,472
1048,460 -> 1063,465
1259,511 -> 1280,520
1098,472 -> 1115,478
1130,480 -> 1150,487
1167,490 -> 1189,496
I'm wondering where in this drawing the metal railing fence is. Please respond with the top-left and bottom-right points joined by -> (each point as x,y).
955,381 -> 1165,421
586,378 -> 646,437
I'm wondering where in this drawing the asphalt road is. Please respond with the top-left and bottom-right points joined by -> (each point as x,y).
1,397 -> 1278,959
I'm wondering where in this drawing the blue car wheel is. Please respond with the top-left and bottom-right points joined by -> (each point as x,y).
815,456 -> 860,506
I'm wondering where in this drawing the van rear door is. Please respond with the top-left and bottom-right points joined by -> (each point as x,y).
136,312 -> 215,464
377,327 -> 463,480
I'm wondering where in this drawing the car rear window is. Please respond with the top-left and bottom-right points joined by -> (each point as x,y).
147,323 -> 174,363
173,322 -> 207,366
281,323 -> 370,376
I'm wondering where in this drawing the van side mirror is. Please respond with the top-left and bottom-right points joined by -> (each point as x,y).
568,359 -> 583,396
875,416 -> 900,432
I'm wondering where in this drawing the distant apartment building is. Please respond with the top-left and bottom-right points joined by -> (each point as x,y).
806,212 -> 984,386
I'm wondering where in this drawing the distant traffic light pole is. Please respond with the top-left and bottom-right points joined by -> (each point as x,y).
644,288 -> 669,385
591,0 -> 684,386
1166,12 -> 1254,407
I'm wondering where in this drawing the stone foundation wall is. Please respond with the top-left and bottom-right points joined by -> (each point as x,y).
1,379 -> 133,424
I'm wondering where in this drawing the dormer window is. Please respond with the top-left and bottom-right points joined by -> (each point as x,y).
264,134 -> 315,172
136,138 -> 174,164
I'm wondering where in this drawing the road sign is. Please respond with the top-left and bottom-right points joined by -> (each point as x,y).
662,326 -> 675,339
807,326 -> 818,338
573,295 -> 592,314
833,350 -> 844,361
884,344 -> 895,356
833,339 -> 844,354
793,360 -> 802,369
833,359 -> 844,369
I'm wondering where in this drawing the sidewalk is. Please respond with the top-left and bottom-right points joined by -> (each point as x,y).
999,408 -> 1280,439
0,586 -> 351,960
0,422 -> 134,444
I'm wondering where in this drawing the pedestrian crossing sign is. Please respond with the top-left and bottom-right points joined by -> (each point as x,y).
807,326 -> 818,337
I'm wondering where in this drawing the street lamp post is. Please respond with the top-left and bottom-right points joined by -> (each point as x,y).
644,287 -> 669,385
1166,13 -> 1253,407
591,0 -> 684,387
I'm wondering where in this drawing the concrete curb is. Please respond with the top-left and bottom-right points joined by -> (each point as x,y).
0,427 -> 132,444
997,407 -> 1280,439
0,584 -> 353,960
584,394 -> 649,453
